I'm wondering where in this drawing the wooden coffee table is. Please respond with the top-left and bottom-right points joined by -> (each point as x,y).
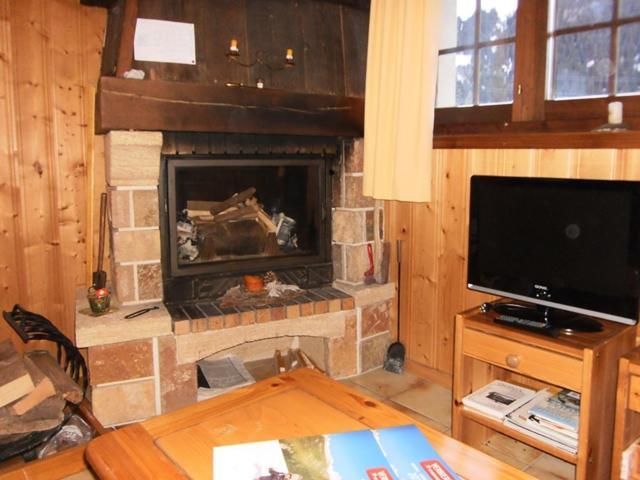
85,368 -> 533,479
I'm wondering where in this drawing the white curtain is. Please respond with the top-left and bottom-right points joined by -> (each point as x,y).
363,0 -> 442,202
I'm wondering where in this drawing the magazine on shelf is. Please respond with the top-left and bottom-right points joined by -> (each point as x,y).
528,390 -> 579,433
196,355 -> 255,401
461,380 -> 538,420
503,390 -> 577,454
212,424 -> 460,480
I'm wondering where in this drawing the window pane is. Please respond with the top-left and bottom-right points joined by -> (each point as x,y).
480,0 -> 518,42
620,0 -> 640,18
551,29 -> 611,99
554,0 -> 613,29
439,0 -> 476,49
436,51 -> 475,107
479,43 -> 515,104
617,22 -> 640,94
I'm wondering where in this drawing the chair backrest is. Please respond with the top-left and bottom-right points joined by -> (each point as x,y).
2,305 -> 88,395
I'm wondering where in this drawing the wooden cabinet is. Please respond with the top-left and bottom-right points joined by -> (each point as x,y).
452,306 -> 636,480
612,346 -> 640,479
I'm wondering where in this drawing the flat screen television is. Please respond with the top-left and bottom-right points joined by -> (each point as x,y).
467,175 -> 640,332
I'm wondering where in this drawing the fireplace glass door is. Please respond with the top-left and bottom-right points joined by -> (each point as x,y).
166,156 -> 330,278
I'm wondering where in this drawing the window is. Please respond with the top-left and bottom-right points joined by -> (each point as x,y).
435,0 -> 640,133
437,0 -> 518,108
548,0 -> 640,99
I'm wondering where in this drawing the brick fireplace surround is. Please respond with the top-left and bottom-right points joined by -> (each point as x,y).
75,132 -> 394,427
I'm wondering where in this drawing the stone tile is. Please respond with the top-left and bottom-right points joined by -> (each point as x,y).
332,244 -> 344,281
256,307 -> 271,323
285,304 -> 299,319
340,379 -> 385,401
298,336 -> 327,372
332,210 -> 366,244
480,432 -> 543,469
327,313 -> 357,377
366,209 -> 375,242
389,379 -> 452,428
173,320 -> 190,335
208,315 -> 225,329
342,297 -> 355,310
133,190 -> 159,227
271,305 -> 286,321
524,453 -> 576,480
158,335 -> 197,414
112,263 -> 135,303
344,244 -> 371,284
345,138 -> 364,173
109,189 -> 131,228
88,339 -> 153,385
137,263 -> 162,300
106,131 -> 163,186
91,378 -> 156,426
190,318 -> 208,333
350,367 -> 425,399
360,332 -> 391,372
299,299 -> 314,317
385,399 -> 450,434
239,308 -> 256,326
344,175 -> 375,208
361,301 -> 391,338
112,229 -> 161,263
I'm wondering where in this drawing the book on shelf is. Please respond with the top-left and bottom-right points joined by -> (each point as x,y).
212,424 -> 460,480
503,390 -> 577,454
461,379 -> 538,420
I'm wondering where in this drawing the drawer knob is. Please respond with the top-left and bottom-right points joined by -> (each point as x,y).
505,354 -> 521,368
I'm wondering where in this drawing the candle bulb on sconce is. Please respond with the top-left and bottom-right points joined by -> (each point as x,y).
229,38 -> 239,55
285,48 -> 294,66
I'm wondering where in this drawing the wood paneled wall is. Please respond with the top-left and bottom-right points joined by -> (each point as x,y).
0,0 -> 106,343
390,148 -> 640,385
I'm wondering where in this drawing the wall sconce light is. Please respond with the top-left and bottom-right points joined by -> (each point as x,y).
226,38 -> 295,71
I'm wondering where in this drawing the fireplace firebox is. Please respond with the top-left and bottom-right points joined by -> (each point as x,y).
160,153 -> 334,304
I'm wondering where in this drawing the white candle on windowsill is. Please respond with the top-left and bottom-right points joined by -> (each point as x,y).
608,101 -> 623,125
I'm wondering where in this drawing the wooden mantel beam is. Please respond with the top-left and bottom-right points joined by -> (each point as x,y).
95,76 -> 365,136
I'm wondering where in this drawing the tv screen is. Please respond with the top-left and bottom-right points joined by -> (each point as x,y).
468,176 -> 640,326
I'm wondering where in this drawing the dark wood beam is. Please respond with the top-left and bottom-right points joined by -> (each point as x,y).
96,77 -> 364,136
115,0 -> 137,77
80,0 -> 117,7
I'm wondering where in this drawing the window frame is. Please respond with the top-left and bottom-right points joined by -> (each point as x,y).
433,0 -> 640,139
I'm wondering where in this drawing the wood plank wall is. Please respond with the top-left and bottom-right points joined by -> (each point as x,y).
0,0 -> 106,344
389,148 -> 640,386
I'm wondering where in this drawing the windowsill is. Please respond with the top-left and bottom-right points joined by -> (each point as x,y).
433,129 -> 640,149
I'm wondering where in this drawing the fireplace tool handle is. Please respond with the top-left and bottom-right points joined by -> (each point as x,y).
92,193 -> 108,289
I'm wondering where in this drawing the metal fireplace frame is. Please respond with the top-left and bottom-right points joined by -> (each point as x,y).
159,153 -> 335,304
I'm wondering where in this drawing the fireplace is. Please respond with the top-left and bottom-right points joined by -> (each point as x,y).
76,130 -> 395,427
161,152 -> 334,304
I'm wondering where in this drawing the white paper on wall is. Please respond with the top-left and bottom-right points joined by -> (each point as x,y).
133,18 -> 196,65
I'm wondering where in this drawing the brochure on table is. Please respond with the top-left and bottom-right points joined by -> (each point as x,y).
212,424 -> 460,480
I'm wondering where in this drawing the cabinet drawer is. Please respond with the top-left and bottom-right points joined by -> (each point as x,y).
463,328 -> 583,391
629,375 -> 640,413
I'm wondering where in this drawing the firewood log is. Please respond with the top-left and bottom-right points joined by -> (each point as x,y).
209,187 -> 256,214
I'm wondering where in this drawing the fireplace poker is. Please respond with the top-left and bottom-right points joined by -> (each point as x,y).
92,192 -> 108,289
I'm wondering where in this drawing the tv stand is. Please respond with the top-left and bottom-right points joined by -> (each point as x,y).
481,302 -> 603,335
453,306 -> 636,479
